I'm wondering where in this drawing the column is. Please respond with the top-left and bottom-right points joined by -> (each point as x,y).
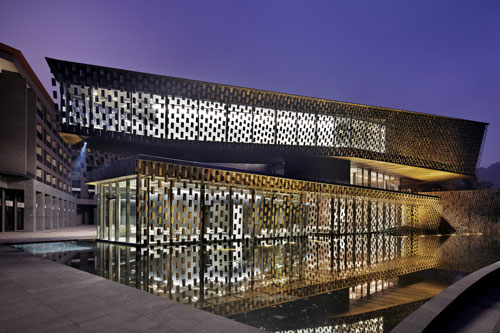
58,198 -> 63,229
36,192 -> 45,230
98,184 -> 103,239
1,188 -> 5,232
45,195 -> 52,229
65,201 -> 69,227
23,182 -> 36,231
70,202 -> 76,227
126,180 -> 130,243
13,192 -> 17,231
108,184 -> 113,241
61,200 -> 66,227
53,197 -> 60,229
115,182 -> 120,242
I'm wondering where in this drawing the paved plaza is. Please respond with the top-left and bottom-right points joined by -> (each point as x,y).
0,237 -> 261,332
0,225 -> 97,244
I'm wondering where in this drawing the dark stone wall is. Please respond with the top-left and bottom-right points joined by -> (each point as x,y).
0,70 -> 27,176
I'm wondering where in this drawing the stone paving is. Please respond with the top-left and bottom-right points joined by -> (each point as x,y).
0,244 -> 261,332
0,225 -> 96,244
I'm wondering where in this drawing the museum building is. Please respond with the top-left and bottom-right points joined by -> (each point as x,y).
45,57 -> 488,312
46,57 -> 487,244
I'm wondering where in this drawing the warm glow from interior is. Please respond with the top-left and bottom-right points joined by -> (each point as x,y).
59,132 -> 84,146
337,156 -> 469,182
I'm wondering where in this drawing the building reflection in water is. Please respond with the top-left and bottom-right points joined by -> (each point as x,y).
15,234 -> 500,332
275,316 -> 384,333
95,234 -> 441,316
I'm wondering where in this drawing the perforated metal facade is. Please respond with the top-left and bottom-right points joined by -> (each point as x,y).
95,159 -> 441,245
422,189 -> 500,235
47,58 -> 487,177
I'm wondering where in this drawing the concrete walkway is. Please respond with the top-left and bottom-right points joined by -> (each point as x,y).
0,225 -> 96,243
0,244 -> 261,332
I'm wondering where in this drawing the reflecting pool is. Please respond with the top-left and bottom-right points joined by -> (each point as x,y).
13,233 -> 500,332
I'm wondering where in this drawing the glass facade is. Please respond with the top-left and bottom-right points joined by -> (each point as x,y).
350,166 -> 400,191
349,277 -> 399,300
98,178 -> 137,243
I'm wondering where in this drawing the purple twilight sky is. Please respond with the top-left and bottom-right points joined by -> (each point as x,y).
1,0 -> 499,168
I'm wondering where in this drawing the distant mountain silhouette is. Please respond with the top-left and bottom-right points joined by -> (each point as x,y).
477,162 -> 500,189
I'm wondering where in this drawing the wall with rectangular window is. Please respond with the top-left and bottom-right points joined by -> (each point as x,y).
350,166 -> 400,191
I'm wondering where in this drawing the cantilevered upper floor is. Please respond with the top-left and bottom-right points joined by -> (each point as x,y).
46,58 -> 488,182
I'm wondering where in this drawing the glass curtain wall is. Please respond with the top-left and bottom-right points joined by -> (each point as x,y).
97,177 -> 136,243
350,166 -> 401,191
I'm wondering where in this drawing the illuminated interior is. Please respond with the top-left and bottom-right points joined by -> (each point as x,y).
62,84 -> 387,153
342,157 -> 468,182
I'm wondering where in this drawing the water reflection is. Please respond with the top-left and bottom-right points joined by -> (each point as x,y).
13,240 -> 97,274
276,316 -> 385,333
231,291 -> 426,332
112,234 -> 442,316
15,234 -> 500,332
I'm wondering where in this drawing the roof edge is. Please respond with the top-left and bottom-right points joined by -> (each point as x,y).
1,42 -> 54,108
45,57 -> 488,126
